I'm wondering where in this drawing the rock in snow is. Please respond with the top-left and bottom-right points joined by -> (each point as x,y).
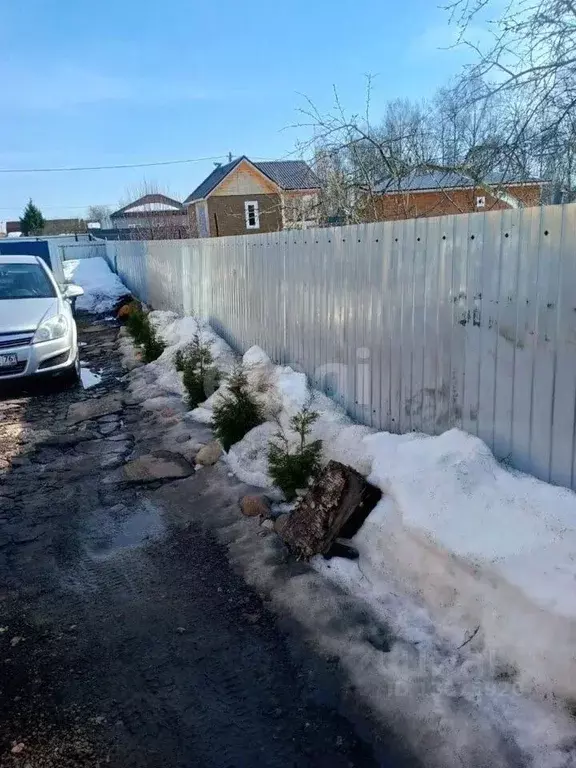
195,441 -> 222,466
240,495 -> 270,518
122,452 -> 192,483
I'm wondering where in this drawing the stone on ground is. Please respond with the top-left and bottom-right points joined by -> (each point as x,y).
195,441 -> 222,466
274,514 -> 290,536
123,452 -> 193,483
67,394 -> 123,426
240,495 -> 271,518
175,440 -> 204,464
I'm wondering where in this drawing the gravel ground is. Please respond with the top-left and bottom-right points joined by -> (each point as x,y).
0,315 -> 418,768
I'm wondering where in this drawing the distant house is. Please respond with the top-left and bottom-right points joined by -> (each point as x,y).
6,218 -> 90,237
110,194 -> 189,239
371,171 -> 548,221
183,156 -> 320,238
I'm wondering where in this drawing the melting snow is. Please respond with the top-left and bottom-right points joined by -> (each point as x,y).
63,257 -> 128,313
80,365 -> 102,389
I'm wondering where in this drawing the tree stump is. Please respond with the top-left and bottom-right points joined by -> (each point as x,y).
279,460 -> 381,559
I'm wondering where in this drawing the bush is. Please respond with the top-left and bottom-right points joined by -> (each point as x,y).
212,364 -> 264,451
178,332 -> 220,409
126,307 -> 165,363
126,307 -> 148,345
268,407 -> 322,501
142,331 -> 165,363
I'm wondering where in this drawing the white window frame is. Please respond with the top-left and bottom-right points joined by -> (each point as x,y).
476,195 -> 486,209
244,200 -> 260,230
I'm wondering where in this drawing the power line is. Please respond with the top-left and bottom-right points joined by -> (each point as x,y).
0,154 -> 228,174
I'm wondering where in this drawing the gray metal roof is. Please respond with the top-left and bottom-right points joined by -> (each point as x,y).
374,170 -> 544,194
255,160 -> 319,190
183,156 -> 319,204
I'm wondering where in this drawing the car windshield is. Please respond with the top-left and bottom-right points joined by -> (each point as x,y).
0,263 -> 56,300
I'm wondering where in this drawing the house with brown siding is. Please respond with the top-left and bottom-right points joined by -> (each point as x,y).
183,156 -> 320,237
371,171 -> 547,221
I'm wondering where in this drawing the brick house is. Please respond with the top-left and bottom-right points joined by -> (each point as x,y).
110,193 -> 189,239
371,171 -> 547,221
183,156 -> 320,237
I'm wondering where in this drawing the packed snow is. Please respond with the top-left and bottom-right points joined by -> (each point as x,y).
80,364 -> 102,389
120,308 -> 576,766
63,257 -> 128,313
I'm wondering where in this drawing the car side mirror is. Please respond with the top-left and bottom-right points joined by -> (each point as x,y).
63,283 -> 84,299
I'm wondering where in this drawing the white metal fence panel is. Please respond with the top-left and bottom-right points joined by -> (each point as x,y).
58,241 -> 108,262
106,204 -> 576,490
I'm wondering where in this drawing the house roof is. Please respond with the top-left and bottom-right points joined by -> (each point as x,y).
255,160 -> 320,191
183,156 -> 320,204
111,193 -> 183,218
374,170 -> 545,194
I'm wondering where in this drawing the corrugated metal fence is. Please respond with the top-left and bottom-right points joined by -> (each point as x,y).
106,203 -> 576,490
59,240 -> 107,261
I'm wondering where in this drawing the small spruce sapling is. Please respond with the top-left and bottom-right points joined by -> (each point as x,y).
212,364 -> 264,451
142,326 -> 166,362
126,308 -> 148,345
268,407 -> 322,501
174,349 -> 186,372
179,332 -> 219,408
126,307 -> 165,362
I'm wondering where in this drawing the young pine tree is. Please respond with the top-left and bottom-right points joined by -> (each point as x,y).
268,407 -> 322,501
126,307 -> 148,345
179,332 -> 219,409
212,364 -> 264,451
125,307 -> 165,362
19,200 -> 45,236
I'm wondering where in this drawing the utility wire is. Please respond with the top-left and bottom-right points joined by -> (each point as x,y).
0,154 -> 229,174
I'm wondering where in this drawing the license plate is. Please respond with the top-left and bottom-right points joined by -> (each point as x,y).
0,354 -> 18,368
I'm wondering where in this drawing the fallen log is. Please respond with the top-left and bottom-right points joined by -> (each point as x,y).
279,460 -> 381,559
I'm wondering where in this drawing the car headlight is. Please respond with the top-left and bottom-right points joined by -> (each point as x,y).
33,314 -> 69,343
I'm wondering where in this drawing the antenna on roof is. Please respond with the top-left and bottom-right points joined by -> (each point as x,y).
228,152 -> 233,163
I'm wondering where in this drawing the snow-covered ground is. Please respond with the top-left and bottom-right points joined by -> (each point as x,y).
123,309 -> 576,767
63,256 -> 129,313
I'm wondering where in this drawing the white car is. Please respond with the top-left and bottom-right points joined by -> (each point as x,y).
0,255 -> 84,385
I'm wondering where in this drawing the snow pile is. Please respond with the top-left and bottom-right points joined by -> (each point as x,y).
80,364 -> 102,389
63,257 -> 128,313
349,428 -> 576,699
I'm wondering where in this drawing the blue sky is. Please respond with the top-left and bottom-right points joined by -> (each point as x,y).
0,0 -> 476,222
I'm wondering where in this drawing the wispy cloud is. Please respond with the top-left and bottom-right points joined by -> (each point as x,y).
2,63 -> 221,110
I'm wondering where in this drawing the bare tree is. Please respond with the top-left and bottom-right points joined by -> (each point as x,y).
86,205 -> 112,227
297,76 -> 522,223
296,80 -> 439,222
447,0 -> 576,197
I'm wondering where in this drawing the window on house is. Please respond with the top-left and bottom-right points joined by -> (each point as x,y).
476,195 -> 486,209
245,201 -> 260,229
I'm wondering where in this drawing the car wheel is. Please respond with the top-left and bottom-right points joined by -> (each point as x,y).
61,353 -> 81,389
